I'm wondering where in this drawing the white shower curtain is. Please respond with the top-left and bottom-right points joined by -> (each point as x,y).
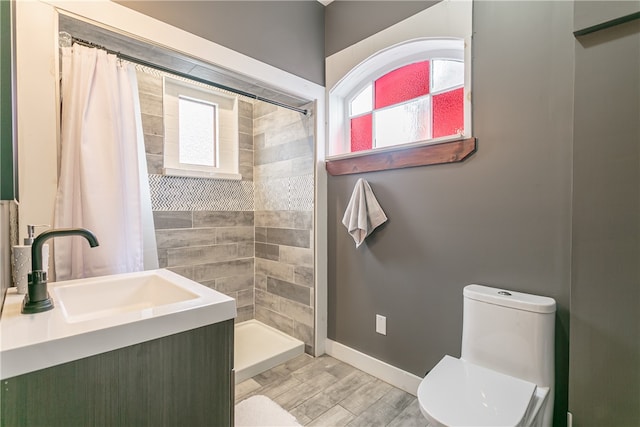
55,44 -> 154,280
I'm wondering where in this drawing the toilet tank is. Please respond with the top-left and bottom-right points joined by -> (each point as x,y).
461,284 -> 556,388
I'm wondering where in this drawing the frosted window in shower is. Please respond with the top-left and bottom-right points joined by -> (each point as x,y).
178,96 -> 217,167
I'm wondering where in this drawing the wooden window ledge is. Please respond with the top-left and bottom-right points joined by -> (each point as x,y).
325,137 -> 477,176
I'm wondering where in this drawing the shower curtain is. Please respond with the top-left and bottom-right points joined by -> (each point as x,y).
54,44 -> 156,280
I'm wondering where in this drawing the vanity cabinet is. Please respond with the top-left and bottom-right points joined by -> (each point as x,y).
0,320 -> 234,427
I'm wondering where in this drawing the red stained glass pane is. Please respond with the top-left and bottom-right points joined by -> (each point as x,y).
374,61 -> 430,109
350,114 -> 372,152
433,87 -> 464,138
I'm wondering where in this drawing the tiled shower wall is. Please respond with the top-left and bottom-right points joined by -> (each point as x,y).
136,69 -> 315,353
137,69 -> 256,323
253,104 -> 315,353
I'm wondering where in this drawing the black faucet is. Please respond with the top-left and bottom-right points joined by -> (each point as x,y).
22,228 -> 100,314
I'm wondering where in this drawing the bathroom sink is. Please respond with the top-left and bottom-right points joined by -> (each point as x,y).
53,271 -> 199,323
1,269 -> 236,379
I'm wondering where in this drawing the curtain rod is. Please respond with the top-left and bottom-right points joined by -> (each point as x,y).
67,36 -> 309,116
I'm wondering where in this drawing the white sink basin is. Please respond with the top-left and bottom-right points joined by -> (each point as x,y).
1,269 -> 236,380
53,271 -> 199,323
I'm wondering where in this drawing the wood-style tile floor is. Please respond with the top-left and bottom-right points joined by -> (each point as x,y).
235,354 -> 429,426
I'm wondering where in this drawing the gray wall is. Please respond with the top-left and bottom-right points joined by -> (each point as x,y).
116,0 -> 325,85
324,1 -> 438,57
570,10 -> 640,426
326,2 -> 574,426
574,0 -> 640,31
116,0 -> 442,84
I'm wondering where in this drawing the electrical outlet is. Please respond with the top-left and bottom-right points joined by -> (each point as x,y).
376,314 -> 387,335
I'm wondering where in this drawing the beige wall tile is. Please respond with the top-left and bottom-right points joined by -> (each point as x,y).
280,299 -> 314,326
215,274 -> 254,294
216,226 -> 254,243
193,211 -> 254,227
236,288 -> 254,308
156,227 -> 216,249
256,306 -> 294,336
294,266 -> 314,288
167,243 -> 238,266
193,258 -> 254,282
255,288 -> 279,311
255,258 -> 294,282
267,277 -> 311,306
280,246 -> 313,267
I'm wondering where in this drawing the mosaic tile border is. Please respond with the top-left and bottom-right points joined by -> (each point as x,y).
149,174 -> 254,211
150,173 -> 313,212
254,174 -> 314,211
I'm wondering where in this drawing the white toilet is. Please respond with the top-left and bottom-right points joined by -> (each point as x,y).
417,284 -> 556,427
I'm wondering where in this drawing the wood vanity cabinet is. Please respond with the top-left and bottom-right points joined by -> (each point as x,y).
0,320 -> 234,427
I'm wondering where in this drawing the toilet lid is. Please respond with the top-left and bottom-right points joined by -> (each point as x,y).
417,356 -> 537,427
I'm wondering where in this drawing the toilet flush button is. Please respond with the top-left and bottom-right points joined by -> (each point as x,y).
498,291 -> 512,296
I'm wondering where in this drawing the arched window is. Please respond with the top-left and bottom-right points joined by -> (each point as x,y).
349,57 -> 464,152
328,37 -> 471,159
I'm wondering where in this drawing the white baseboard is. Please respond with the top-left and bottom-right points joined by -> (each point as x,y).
324,339 -> 422,396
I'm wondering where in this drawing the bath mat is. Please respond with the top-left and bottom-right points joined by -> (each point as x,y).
235,395 -> 301,427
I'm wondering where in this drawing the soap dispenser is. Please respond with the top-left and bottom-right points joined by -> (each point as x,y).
11,225 -> 50,294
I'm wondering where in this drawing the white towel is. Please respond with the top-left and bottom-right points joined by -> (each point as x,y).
342,178 -> 388,248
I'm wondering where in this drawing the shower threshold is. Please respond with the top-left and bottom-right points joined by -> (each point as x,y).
234,319 -> 305,384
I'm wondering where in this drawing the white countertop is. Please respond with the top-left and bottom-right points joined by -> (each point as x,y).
0,269 -> 236,380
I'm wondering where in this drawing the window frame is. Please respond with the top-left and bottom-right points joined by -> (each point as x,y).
329,37 -> 470,160
163,76 -> 241,180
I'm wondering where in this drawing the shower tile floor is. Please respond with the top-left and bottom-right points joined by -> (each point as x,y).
236,354 -> 428,426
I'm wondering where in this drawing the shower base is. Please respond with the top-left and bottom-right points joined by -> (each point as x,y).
234,319 -> 305,384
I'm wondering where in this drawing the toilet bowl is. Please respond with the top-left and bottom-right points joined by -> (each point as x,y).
417,285 -> 556,427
